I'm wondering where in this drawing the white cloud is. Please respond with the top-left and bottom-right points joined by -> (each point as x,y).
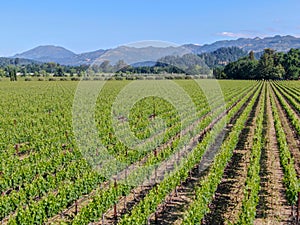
217,29 -> 300,40
217,31 -> 253,38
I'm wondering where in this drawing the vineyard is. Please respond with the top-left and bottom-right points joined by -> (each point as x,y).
0,79 -> 300,225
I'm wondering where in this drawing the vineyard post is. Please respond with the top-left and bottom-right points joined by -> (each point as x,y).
114,178 -> 117,220
148,168 -> 151,185
292,205 -> 294,222
297,192 -> 300,224
75,200 -> 78,215
124,195 -> 126,211
155,165 -> 157,183
114,200 -> 117,220
125,166 -> 127,183
152,96 -> 156,119
116,159 -> 118,177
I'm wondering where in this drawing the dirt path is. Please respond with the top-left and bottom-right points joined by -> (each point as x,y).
149,131 -> 226,225
273,83 -> 300,120
254,84 -> 291,225
201,87 -> 261,225
271,85 -> 300,176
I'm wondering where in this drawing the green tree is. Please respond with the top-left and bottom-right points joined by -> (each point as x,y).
55,67 -> 65,77
8,66 -> 17,81
47,62 -> 57,74
14,58 -> 20,65
70,68 -> 76,77
249,51 -> 255,61
40,70 -> 47,77
224,56 -> 258,79
272,64 -> 285,79
115,60 -> 127,71
213,67 -> 226,79
282,48 -> 300,79
0,68 -> 5,77
256,49 -> 276,79
20,67 -> 27,77
100,60 -> 112,73
285,65 -> 300,80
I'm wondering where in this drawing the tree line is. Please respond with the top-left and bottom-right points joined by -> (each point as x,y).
215,48 -> 300,80
1,47 -> 300,80
0,61 -> 91,81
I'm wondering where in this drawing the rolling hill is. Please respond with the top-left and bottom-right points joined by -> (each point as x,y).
8,35 -> 300,66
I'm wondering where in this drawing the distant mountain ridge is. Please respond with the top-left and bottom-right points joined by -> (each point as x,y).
184,35 -> 300,53
9,35 -> 300,65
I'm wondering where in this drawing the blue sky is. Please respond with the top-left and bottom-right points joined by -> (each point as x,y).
0,0 -> 300,56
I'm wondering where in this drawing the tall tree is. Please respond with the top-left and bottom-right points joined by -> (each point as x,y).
283,48 -> 300,79
249,51 -> 255,61
256,48 -> 276,79
8,66 -> 17,81
55,67 -> 64,77
21,67 -> 27,77
0,68 -> 5,77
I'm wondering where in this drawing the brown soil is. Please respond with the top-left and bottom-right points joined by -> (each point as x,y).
254,84 -> 291,225
271,85 -> 300,177
201,86 -> 261,225
274,84 -> 300,119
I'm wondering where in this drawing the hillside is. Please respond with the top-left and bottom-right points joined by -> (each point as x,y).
0,57 -> 39,67
184,35 -> 300,53
93,45 -> 189,65
8,35 -> 300,66
198,47 -> 248,67
14,45 -> 78,65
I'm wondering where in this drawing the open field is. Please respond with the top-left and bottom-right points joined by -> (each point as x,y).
0,79 -> 300,225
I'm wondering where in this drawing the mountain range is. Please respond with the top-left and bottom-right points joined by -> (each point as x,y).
8,35 -> 300,66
